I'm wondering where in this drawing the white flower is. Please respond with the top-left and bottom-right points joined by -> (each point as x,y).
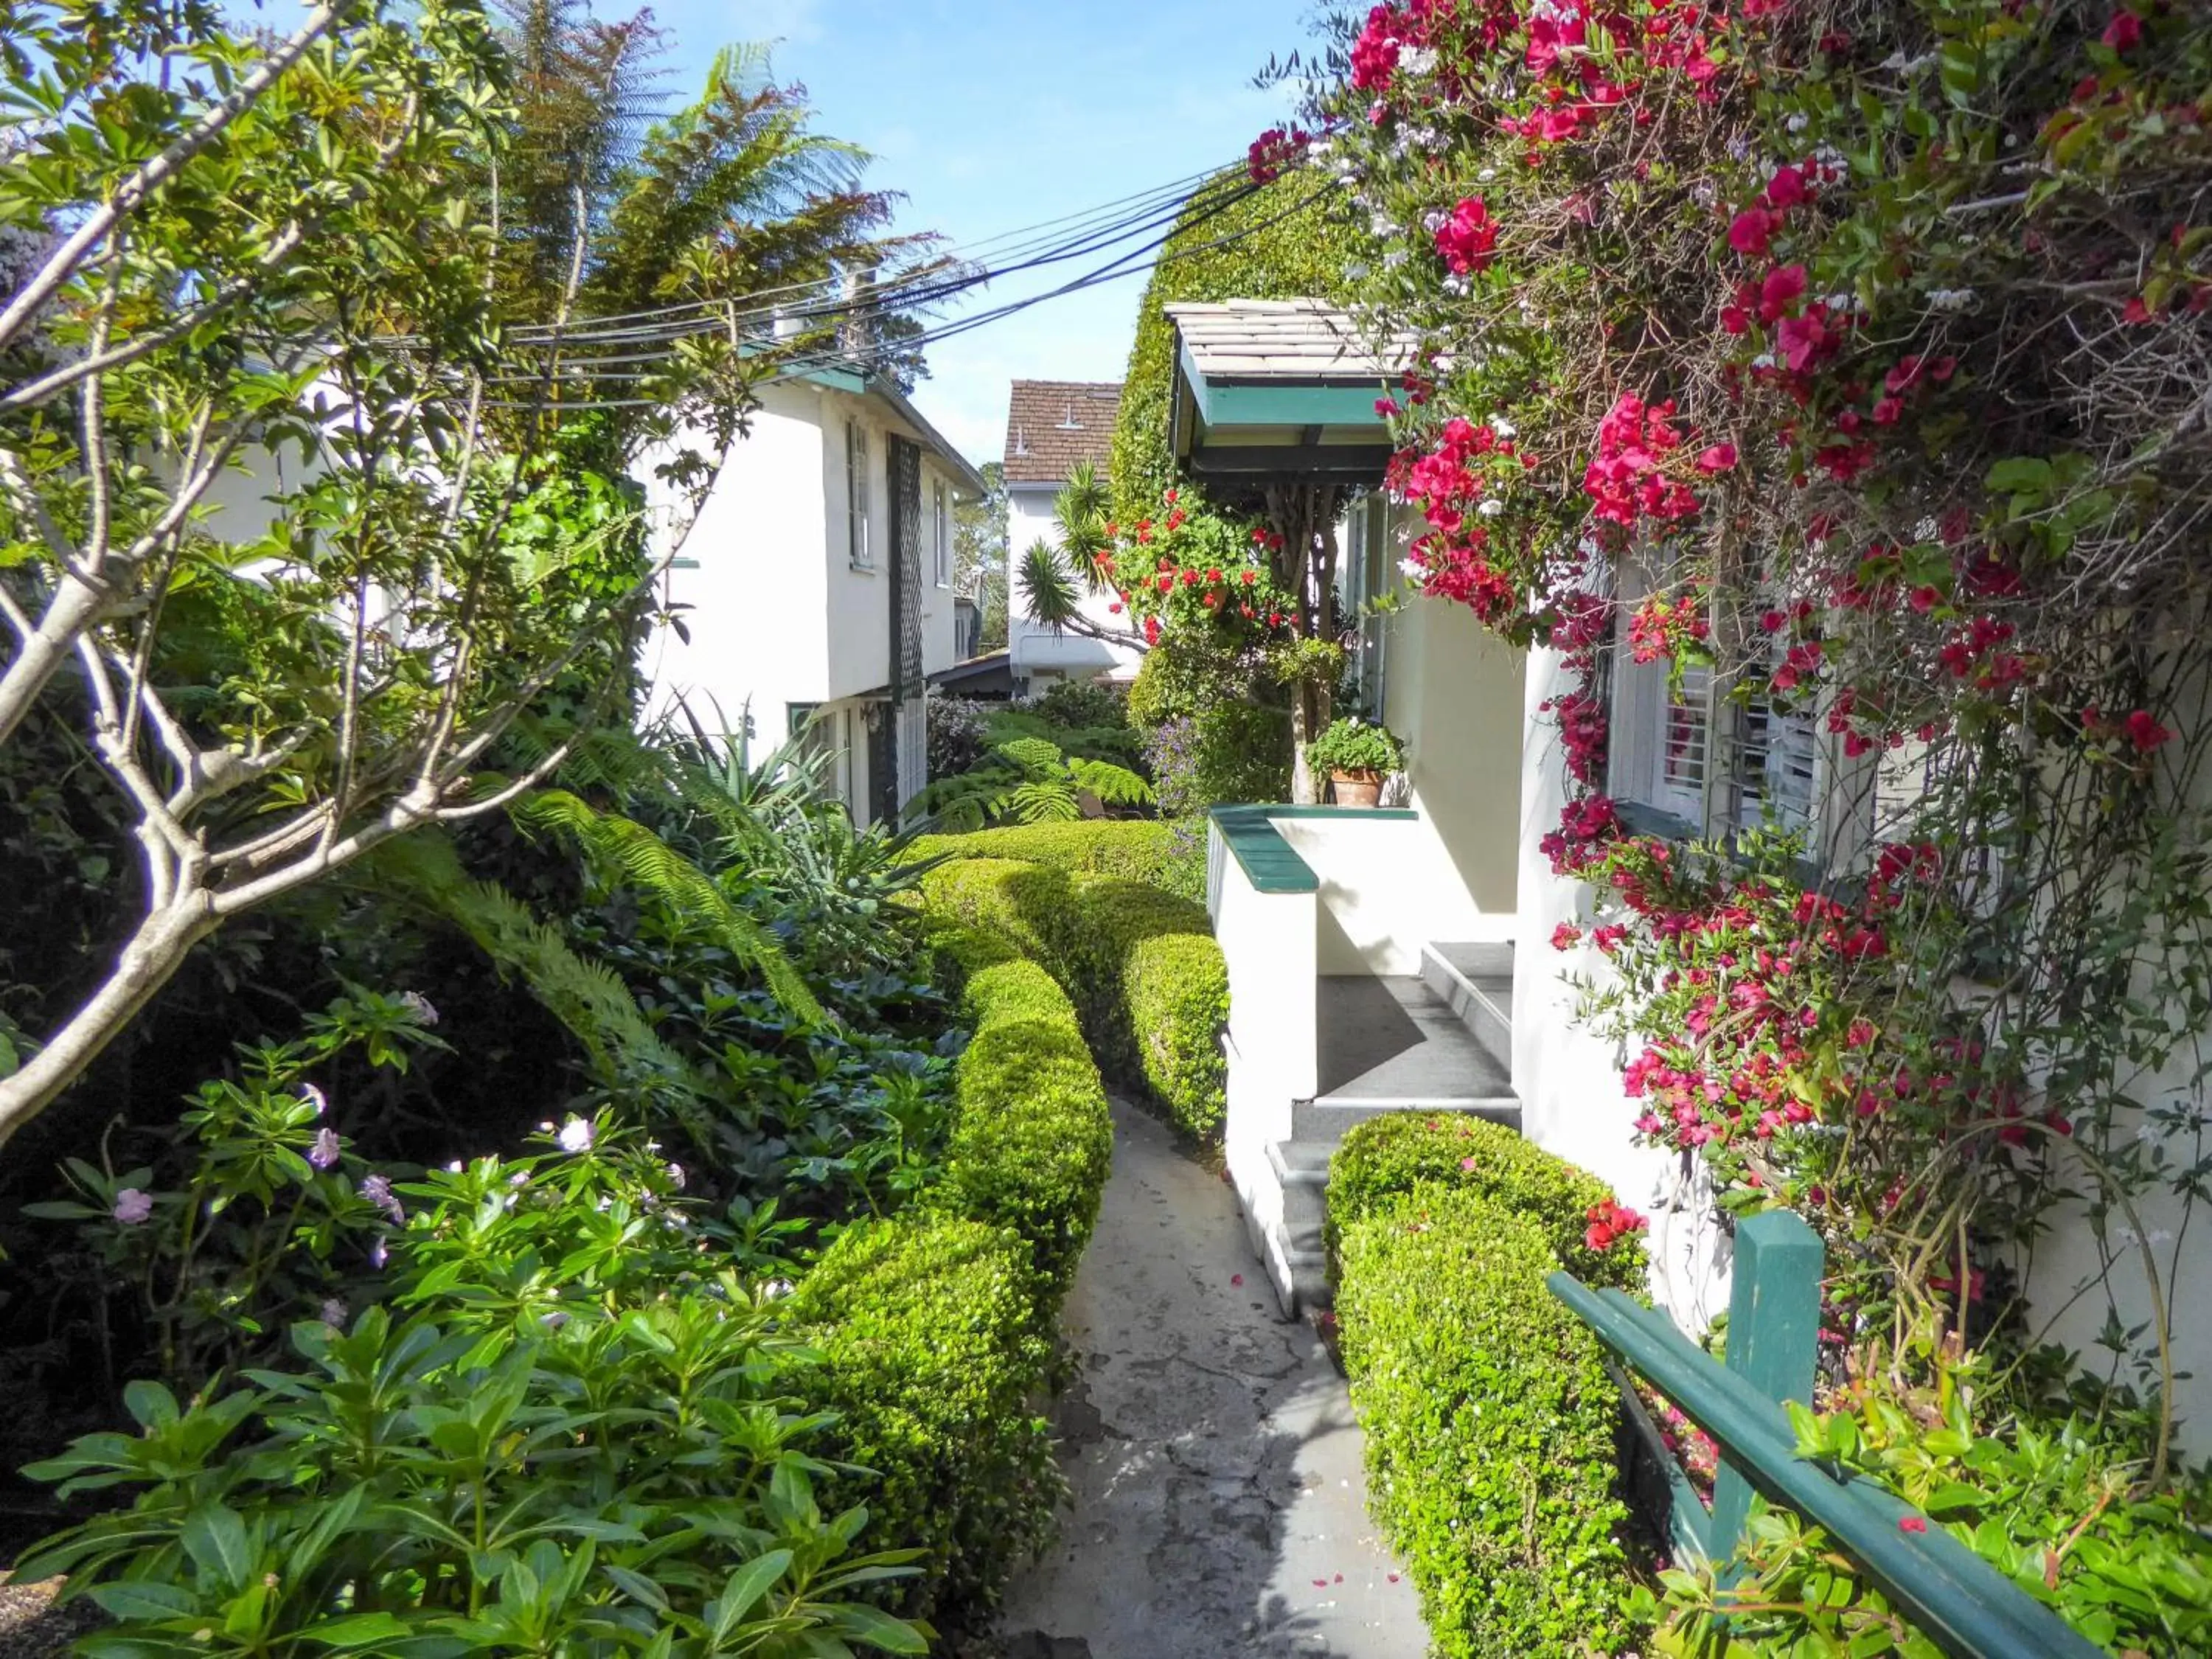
299,1082 -> 327,1117
321,1298 -> 348,1328
445,1159 -> 462,1174
1402,46 -> 1437,74
1343,262 -> 1371,282
1927,288 -> 1976,313
666,1162 -> 686,1189
1786,112 -> 1809,133
556,1117 -> 594,1153
1420,209 -> 1447,234
1382,248 -> 1410,270
397,991 -> 439,1027
1489,416 -> 1517,438
1399,557 -> 1427,581
1477,167 -> 1497,182
1914,516 -> 1940,541
762,1279 -> 796,1300
1751,352 -> 1776,370
1370,212 -> 1397,237
1478,499 -> 1505,518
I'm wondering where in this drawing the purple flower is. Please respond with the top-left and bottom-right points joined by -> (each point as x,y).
556,1117 -> 594,1153
308,1127 -> 341,1170
369,1238 -> 389,1270
320,1298 -> 348,1328
360,1174 -> 404,1225
298,1082 -> 327,1117
111,1188 -> 154,1225
397,991 -> 440,1028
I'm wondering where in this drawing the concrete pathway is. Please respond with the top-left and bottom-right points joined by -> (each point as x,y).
996,1099 -> 1427,1659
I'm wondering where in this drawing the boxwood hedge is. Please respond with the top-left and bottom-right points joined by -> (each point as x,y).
779,922 -> 1115,1628
905,820 -> 1205,905
1336,1184 -> 1639,1658
1326,1110 -> 1647,1292
915,856 -> 1228,1141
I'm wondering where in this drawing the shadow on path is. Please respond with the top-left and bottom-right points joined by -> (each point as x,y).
994,1099 -> 1426,1659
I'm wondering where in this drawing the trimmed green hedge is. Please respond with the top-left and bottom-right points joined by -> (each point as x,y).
906,819 -> 1206,906
784,1213 -> 1060,1622
1326,1110 -> 1648,1291
1337,1185 -> 1638,1658
778,922 -> 1114,1628
941,949 -> 1114,1301
916,857 -> 1228,1140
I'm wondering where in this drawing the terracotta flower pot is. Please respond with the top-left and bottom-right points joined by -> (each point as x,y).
1331,769 -> 1384,808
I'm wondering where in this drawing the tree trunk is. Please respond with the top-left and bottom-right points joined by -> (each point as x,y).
0,894 -> 217,1150
1290,684 -> 1317,804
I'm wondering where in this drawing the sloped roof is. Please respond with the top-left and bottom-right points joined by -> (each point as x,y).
1003,380 -> 1121,484
1165,299 -> 1420,382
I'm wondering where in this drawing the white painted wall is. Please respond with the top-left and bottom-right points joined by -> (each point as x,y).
1005,480 -> 1143,688
1272,814 -> 1498,974
1513,643 -> 1733,1334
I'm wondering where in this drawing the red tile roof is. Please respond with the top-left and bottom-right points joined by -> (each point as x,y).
1003,380 -> 1121,484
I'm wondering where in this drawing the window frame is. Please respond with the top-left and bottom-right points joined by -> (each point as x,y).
932,479 -> 950,588
845,418 -> 872,571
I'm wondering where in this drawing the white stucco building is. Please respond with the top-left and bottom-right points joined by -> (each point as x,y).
643,366 -> 987,827
1002,379 -> 1143,693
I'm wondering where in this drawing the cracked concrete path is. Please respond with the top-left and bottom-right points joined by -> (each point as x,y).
995,1098 -> 1428,1659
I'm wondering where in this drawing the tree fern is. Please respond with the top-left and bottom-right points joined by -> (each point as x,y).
512,788 -> 822,1022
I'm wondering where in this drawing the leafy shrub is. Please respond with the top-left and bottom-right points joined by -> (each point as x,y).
782,1213 -> 1060,1627
18,1138 -> 935,1657
1326,1111 -> 1647,1292
909,735 -> 1152,832
938,948 -> 1113,1302
1029,678 -> 1129,734
1652,1363 -> 2212,1658
1305,714 -> 1407,777
915,858 -> 1228,1140
928,695 -> 995,779
1336,1184 -> 1638,1658
905,820 -> 1202,905
1127,630 -> 1291,813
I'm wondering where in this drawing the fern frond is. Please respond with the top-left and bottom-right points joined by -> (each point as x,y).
1009,781 -> 1083,824
1068,758 -> 1155,806
514,789 -> 821,1023
991,736 -> 1066,778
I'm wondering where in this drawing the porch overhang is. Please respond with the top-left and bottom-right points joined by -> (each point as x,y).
1165,300 -> 1413,506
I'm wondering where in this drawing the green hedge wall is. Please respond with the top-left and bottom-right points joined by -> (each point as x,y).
785,1213 -> 1060,1622
915,857 -> 1228,1140
906,820 -> 1204,905
780,922 -> 1115,1627
1336,1185 -> 1639,1658
1326,1110 -> 1647,1291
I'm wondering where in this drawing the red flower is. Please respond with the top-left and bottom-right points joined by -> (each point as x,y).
1241,568 -> 1258,585
1899,1516 -> 1929,1535
2124,709 -> 2173,750
1552,922 -> 1584,950
1728,208 -> 1777,256
1434,195 -> 1499,275
1759,263 -> 1808,323
1763,164 -> 1808,210
2122,296 -> 2153,325
1872,396 -> 1905,425
1377,395 -> 1402,417
2103,9 -> 2142,50
1695,443 -> 1738,474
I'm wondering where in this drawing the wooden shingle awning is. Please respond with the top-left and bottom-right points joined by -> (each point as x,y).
1164,301 -> 1407,503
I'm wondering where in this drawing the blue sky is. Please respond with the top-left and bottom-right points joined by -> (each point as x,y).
647,0 -> 1313,467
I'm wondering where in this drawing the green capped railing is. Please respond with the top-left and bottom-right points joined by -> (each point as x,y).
1548,1211 -> 2106,1659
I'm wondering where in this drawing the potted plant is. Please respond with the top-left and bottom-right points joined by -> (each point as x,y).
1307,716 -> 1406,807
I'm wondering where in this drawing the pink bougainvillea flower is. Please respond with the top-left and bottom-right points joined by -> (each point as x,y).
2103,9 -> 2143,50
1552,922 -> 1584,950
1763,164 -> 1808,209
1728,208 -> 1777,256
1696,442 -> 1738,474
2122,296 -> 2153,324
2124,709 -> 2174,750
1899,1516 -> 1929,1534
1434,195 -> 1499,275
1376,395 -> 1401,417
1759,264 -> 1807,322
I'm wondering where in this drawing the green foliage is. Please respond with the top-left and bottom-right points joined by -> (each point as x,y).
1127,629 -> 1292,814
18,1140 -> 935,1657
781,1214 -> 1060,1627
1304,715 -> 1407,777
1325,1110 -> 1646,1291
1107,171 -> 1366,523
935,947 -> 1113,1302
909,734 -> 1152,832
1336,1186 -> 1639,1658
1655,1363 -> 2212,1659
952,461 -> 1009,653
914,858 -> 1227,1140
905,820 -> 1200,905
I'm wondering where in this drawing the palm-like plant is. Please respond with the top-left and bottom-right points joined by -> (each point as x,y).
1016,462 -> 1145,646
910,735 -> 1152,832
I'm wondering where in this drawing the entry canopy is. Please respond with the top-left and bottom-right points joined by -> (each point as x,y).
1165,300 -> 1418,505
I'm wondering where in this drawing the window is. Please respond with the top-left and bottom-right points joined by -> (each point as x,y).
845,419 -> 872,569
1609,613 -> 1826,848
933,480 -> 950,587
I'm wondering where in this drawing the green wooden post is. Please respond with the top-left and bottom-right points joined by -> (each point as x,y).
1707,1208 -> 1823,1564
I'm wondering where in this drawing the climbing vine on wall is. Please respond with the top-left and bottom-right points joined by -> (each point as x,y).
1298,0 -> 2212,1493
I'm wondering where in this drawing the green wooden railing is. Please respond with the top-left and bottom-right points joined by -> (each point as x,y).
1548,1211 -> 2107,1659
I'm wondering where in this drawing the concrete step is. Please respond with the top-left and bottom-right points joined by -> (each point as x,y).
1420,942 -> 1514,1072
1266,1137 -> 1332,1189
1293,1093 -> 1523,1141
